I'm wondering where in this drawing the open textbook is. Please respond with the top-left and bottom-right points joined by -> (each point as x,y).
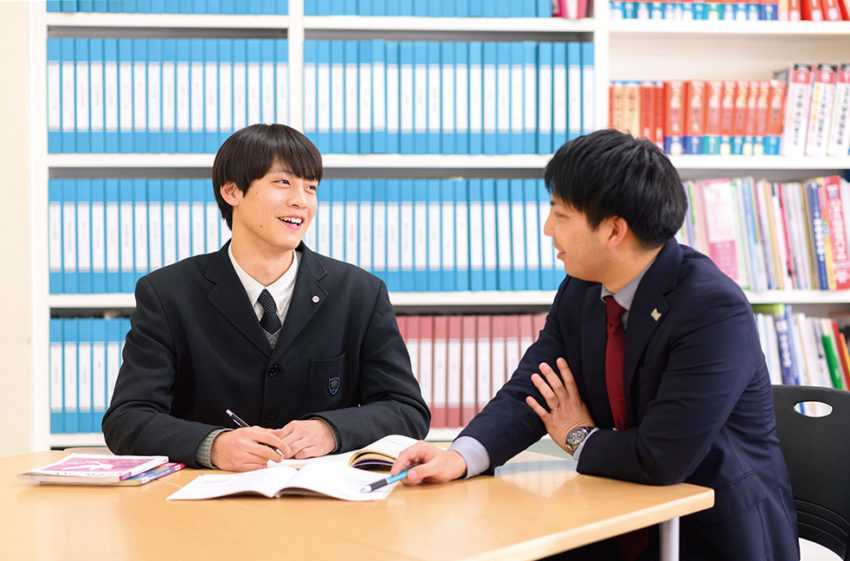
269,433 -> 419,469
167,434 -> 420,502
167,461 -> 396,502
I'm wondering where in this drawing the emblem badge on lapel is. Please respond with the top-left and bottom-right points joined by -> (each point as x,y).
328,377 -> 341,396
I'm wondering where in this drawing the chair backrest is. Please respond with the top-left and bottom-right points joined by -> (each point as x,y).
772,385 -> 850,561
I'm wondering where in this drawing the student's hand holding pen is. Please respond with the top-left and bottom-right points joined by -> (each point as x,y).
390,441 -> 468,485
209,410 -> 287,472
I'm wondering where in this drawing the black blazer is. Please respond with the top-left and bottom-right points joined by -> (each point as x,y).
102,243 -> 430,466
460,240 -> 799,561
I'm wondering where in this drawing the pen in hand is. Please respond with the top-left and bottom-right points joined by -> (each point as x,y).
225,409 -> 283,457
361,466 -> 418,493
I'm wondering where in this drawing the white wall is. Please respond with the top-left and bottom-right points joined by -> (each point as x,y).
0,1 -> 33,456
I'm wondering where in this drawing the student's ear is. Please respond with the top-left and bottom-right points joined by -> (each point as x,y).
606,216 -> 630,248
219,181 -> 242,207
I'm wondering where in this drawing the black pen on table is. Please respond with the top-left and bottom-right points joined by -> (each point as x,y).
225,409 -> 283,457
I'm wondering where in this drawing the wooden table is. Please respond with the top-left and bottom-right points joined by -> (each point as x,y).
1,450 -> 713,561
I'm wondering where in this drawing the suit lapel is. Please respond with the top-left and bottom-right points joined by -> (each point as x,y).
204,243 -> 271,356
271,244 -> 328,360
580,283 -> 614,429
622,239 -> 682,425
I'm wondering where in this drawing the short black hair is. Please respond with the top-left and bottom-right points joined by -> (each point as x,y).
543,129 -> 687,248
212,124 -> 323,229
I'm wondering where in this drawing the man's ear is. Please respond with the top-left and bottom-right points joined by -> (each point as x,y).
219,181 -> 241,207
606,216 -> 630,248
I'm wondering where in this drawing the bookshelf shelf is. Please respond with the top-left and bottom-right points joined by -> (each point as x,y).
303,16 -> 597,33
45,12 -> 291,30
670,155 -> 850,171
606,19 -> 850,37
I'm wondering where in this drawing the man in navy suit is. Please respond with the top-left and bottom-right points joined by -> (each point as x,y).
392,130 -> 798,561
103,124 -> 429,471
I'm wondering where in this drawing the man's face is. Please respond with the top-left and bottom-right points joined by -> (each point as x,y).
542,196 -> 611,283
228,162 -> 318,255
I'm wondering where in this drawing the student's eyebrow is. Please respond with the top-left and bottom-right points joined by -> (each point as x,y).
269,167 -> 294,175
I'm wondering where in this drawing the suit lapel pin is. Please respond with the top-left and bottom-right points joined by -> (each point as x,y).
651,308 -> 661,322
312,296 -> 320,303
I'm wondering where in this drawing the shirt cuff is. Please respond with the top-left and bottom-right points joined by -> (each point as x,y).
195,428 -> 231,469
449,436 -> 491,479
572,427 -> 599,461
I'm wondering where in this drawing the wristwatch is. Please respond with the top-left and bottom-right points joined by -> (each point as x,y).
565,426 -> 594,456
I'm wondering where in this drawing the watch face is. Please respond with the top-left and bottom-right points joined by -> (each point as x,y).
566,427 -> 590,453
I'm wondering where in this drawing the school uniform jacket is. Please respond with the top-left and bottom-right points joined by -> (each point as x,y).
459,239 -> 799,561
102,242 -> 430,467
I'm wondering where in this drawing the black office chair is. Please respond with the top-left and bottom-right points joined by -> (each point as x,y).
772,385 -> 850,561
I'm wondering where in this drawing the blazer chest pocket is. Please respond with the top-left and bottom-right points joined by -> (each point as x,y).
309,353 -> 347,410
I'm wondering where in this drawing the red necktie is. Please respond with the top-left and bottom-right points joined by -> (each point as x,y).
605,296 -> 628,430
605,296 -> 648,561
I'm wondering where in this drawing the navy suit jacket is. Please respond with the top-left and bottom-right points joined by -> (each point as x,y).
460,240 -> 799,561
103,242 -> 430,466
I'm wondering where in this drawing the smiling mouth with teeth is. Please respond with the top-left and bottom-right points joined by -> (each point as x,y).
281,217 -> 303,226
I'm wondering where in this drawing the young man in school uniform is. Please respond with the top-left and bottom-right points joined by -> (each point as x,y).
391,130 -> 798,561
103,124 -> 429,471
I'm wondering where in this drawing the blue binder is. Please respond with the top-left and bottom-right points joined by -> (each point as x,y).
91,318 -> 107,430
537,42 -> 552,154
118,179 -> 135,292
48,179 -> 63,294
204,39 -> 219,153
524,179 -> 542,290
384,179 -> 400,291
303,40 -> 318,145
468,41 -> 483,154
231,40 -> 247,142
413,42 -> 428,155
482,178 -> 498,291
315,40 -> 331,153
371,179 -> 387,283
400,179 -> 416,292
440,179 -> 456,292
147,39 -> 163,153
371,39 -> 387,154
89,179 -> 106,293
508,179 -> 526,290
495,179 -> 512,290
453,42 -> 468,155
537,0 -> 551,15
440,42 -> 455,155
89,39 -> 105,153
358,41 -> 372,153
148,179 -> 162,271
453,179 -> 469,291
104,179 -> 121,292
426,42 -> 441,155
399,42 -> 414,155
482,42 -> 497,155
384,41 -> 398,153
522,41 -> 536,153
77,318 -> 93,433
552,42 -> 567,152
190,38 -> 205,152
63,319 -> 79,434
133,39 -> 148,152
77,179 -> 93,293
497,42 -> 511,154
60,38 -> 76,153
49,318 -> 64,434
117,38 -> 134,153
330,41 -> 346,154
468,178 -> 484,291
62,180 -> 78,294
47,39 -> 61,153
217,39 -> 233,146
510,42 -> 524,154
427,179 -> 442,291
344,41 -> 359,154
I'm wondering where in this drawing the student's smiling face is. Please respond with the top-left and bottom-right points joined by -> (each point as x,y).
225,161 -> 319,256
542,195 -> 612,283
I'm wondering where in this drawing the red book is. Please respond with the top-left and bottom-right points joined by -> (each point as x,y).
532,313 -> 546,342
518,314 -> 535,358
461,315 -> 478,425
743,80 -> 761,155
421,316 -> 440,428
801,0 -> 823,19
446,316 -> 462,428
639,81 -> 655,142
475,315 -> 492,414
822,0 -> 843,18
720,81 -> 737,155
505,315 -> 521,387
704,80 -> 723,155
732,80 -> 750,155
765,79 -> 786,155
663,81 -> 686,155
789,0 -> 802,18
754,81 -> 771,156
838,0 -> 849,19
685,80 -> 706,155
654,81 -> 665,150
491,315 -> 508,392
396,316 -> 408,343
831,320 -> 850,389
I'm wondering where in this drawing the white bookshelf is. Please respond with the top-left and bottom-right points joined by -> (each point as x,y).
31,2 -> 850,449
